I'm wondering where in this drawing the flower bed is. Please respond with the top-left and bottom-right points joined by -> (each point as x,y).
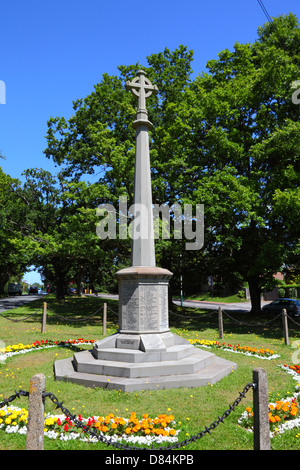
239,363 -> 300,437
189,338 -> 279,360
2,338 -> 95,360
238,392 -> 300,437
0,406 -> 180,446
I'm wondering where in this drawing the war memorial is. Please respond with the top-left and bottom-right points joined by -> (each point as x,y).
54,71 -> 236,391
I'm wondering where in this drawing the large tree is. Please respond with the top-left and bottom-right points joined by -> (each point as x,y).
44,16 -> 300,312
188,13 -> 300,312
0,168 -> 35,293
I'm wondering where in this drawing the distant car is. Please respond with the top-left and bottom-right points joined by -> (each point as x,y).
69,287 -> 77,294
8,283 -> 22,296
262,298 -> 300,316
29,286 -> 39,295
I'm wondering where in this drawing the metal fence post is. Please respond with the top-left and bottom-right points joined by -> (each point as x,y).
253,368 -> 271,450
103,302 -> 107,336
282,308 -> 289,345
26,373 -> 45,450
41,302 -> 47,333
218,307 -> 224,339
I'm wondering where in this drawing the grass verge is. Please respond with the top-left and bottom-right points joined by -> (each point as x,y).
1,294 -> 300,450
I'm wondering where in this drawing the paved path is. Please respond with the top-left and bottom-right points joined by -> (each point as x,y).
0,294 -> 41,313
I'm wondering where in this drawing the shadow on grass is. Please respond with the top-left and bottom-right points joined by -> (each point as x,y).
169,306 -> 300,341
2,295 -> 300,341
0,295 -> 119,330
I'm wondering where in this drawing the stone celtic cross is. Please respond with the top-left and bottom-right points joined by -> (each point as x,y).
125,70 -> 158,121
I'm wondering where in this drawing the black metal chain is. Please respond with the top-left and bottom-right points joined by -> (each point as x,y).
0,383 -> 254,450
0,390 -> 29,408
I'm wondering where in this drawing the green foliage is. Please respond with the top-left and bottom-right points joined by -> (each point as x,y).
2,14 -> 300,309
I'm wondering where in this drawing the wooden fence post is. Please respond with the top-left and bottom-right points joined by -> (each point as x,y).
253,368 -> 271,450
103,302 -> 107,336
218,307 -> 224,339
41,302 -> 47,333
282,308 -> 289,346
26,373 -> 45,450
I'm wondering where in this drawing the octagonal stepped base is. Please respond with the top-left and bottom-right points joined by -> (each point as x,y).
54,332 -> 237,392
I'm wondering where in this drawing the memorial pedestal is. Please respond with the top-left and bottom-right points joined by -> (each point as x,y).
54,266 -> 237,391
116,266 -> 172,334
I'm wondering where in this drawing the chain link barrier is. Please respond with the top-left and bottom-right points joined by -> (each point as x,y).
171,305 -> 300,330
46,305 -> 103,322
0,306 -> 43,322
221,309 -> 283,327
0,303 -> 104,323
0,382 -> 254,450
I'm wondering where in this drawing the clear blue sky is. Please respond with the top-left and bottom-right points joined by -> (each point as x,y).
1,0 -> 299,284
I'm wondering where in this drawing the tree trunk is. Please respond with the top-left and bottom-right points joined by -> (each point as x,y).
75,272 -> 83,296
248,276 -> 262,314
55,268 -> 68,300
0,271 -> 9,295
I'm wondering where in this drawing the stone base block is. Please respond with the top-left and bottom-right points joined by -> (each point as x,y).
54,353 -> 236,392
54,332 -> 237,392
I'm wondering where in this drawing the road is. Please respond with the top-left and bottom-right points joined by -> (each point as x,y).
94,293 -> 271,313
0,294 -> 41,313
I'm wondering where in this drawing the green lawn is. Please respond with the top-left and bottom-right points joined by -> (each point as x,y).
185,292 -> 247,303
1,294 -> 300,450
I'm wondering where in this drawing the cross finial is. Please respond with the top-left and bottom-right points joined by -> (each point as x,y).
125,70 -> 158,121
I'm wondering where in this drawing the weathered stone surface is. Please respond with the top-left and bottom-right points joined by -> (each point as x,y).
54,350 -> 236,392
26,373 -> 45,450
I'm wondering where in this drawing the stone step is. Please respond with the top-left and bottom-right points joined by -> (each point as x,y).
54,354 -> 236,392
94,343 -> 196,363
73,347 -> 217,378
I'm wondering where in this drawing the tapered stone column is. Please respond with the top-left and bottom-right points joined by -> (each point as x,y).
126,70 -> 156,267
115,70 -> 172,338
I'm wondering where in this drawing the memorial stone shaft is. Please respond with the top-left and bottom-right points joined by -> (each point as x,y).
125,70 -> 158,267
